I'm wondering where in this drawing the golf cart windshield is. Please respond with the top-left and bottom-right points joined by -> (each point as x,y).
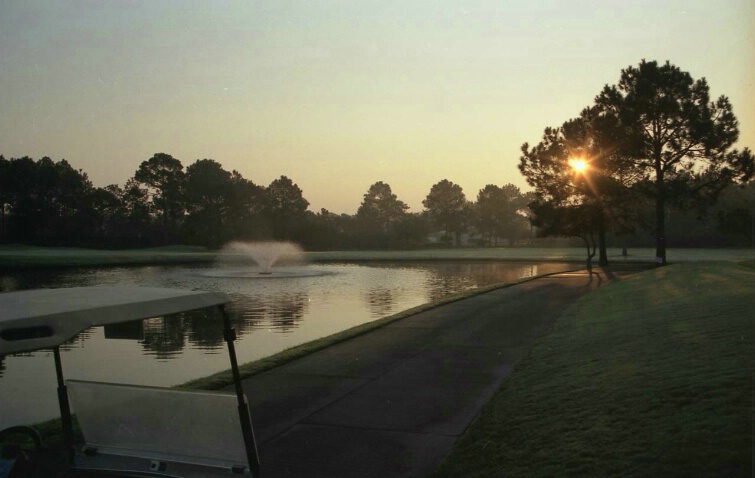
0,286 -> 260,477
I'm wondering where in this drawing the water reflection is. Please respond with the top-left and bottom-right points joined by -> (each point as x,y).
104,320 -> 144,340
184,308 -> 230,351
142,316 -> 187,359
267,293 -> 308,331
106,316 -> 194,358
95,291 -> 311,356
57,329 -> 93,352
365,288 -> 396,319
422,262 -> 539,302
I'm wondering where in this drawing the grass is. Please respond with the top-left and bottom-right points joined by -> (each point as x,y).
306,247 -> 754,264
0,244 -> 215,268
431,262 -> 754,477
1,243 -> 752,269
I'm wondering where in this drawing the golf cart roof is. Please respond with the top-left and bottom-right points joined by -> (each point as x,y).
0,286 -> 231,355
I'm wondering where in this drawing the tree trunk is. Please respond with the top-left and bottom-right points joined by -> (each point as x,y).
655,165 -> 667,266
161,196 -> 169,246
598,230 -> 608,266
582,234 -> 596,274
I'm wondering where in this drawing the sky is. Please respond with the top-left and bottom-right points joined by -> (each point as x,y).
1,1 -> 753,214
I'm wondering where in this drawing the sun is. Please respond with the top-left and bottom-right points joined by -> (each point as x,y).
569,158 -> 588,172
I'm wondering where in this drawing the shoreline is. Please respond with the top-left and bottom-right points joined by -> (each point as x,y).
2,244 -> 751,270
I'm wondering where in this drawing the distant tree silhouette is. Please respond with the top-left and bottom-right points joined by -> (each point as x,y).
714,181 -> 755,247
134,153 -> 185,244
265,176 -> 309,241
475,183 -> 529,246
1,156 -> 93,245
226,171 -> 268,242
119,178 -> 154,246
183,159 -> 233,248
423,179 -> 467,246
390,212 -> 430,249
355,181 -> 409,247
0,155 -> 10,241
86,185 -> 123,241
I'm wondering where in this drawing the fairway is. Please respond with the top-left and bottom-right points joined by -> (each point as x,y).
0,244 -> 216,268
433,262 -> 754,477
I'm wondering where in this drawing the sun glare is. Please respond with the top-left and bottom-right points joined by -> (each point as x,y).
569,158 -> 588,172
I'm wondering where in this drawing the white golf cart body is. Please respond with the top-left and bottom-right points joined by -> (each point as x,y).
0,286 -> 260,477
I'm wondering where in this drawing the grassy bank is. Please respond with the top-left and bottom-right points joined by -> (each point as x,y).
307,247 -> 754,264
432,262 -> 754,477
1,243 -> 752,269
0,244 -> 216,268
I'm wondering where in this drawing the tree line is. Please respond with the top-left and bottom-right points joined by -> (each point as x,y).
0,153 -> 534,250
2,149 -> 751,253
2,61 -> 753,255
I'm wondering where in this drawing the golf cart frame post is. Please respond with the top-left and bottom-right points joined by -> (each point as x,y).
221,304 -> 261,474
53,346 -> 76,464
0,286 -> 261,477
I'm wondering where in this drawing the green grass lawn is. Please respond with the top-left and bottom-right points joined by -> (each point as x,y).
432,262 -> 754,477
0,244 -> 215,267
1,243 -> 753,269
306,247 -> 754,263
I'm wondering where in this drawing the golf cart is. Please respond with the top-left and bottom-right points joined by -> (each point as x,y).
0,286 -> 261,477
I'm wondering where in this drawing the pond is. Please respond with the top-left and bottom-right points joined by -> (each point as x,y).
0,260 -> 573,427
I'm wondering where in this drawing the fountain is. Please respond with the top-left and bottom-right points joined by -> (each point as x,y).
202,241 -> 327,279
225,241 -> 303,274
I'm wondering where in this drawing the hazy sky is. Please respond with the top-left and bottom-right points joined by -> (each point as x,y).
1,1 -> 753,214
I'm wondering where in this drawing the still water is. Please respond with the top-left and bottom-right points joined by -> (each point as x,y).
0,260 -> 572,427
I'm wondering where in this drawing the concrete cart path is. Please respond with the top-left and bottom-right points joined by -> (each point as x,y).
239,269 -> 628,478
